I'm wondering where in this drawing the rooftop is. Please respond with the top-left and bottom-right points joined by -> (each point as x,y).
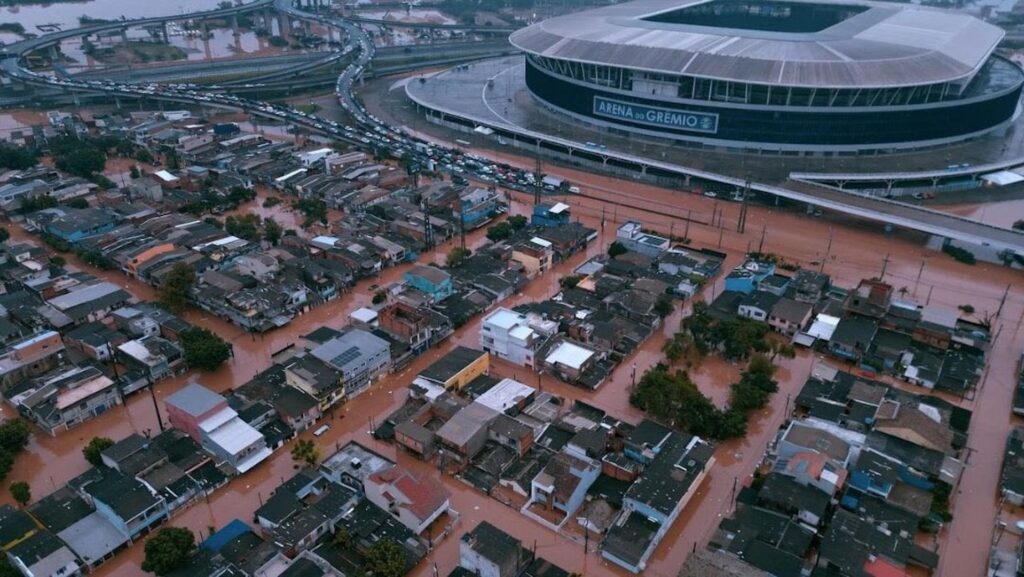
544,340 -> 596,371
511,0 -> 1006,89
418,346 -> 487,384
474,378 -> 535,414
321,441 -> 395,490
165,382 -> 225,418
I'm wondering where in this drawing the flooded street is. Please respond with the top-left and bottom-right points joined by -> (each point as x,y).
1,154 -> 1018,576
3,0 -> 237,34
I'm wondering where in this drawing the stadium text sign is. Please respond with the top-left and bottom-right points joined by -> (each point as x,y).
593,97 -> 718,134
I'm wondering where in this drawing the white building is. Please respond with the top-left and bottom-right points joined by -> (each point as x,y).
481,308 -> 538,368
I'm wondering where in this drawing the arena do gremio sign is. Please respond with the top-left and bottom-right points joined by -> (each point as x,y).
593,97 -> 718,134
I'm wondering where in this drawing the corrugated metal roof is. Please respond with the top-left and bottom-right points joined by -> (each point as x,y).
510,0 -> 1004,88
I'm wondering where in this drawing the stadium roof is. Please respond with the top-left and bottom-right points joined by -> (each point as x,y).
510,0 -> 1004,89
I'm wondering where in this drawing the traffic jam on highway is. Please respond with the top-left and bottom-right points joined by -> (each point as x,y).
0,0 -> 553,199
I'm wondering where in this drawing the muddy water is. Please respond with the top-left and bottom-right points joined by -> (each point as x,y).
0,145 -> 1020,576
3,0 -> 229,33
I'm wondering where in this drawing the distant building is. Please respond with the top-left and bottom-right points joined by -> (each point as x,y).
417,346 -> 490,391
309,329 -> 391,399
459,522 -> 534,577
481,308 -> 540,368
165,383 -> 271,474
404,265 -> 453,303
615,222 -> 669,258
365,467 -> 451,534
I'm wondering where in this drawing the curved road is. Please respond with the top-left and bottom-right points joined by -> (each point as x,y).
1,0 -> 1023,254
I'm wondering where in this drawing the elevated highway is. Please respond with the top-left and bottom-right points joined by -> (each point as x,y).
1,0 -> 1022,256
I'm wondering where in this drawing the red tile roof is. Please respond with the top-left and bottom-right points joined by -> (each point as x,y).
369,467 -> 451,522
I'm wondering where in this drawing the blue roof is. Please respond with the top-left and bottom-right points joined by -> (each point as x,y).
201,519 -> 252,553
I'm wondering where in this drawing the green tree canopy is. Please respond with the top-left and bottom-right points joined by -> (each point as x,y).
142,527 -> 196,576
0,143 -> 39,171
291,439 -> 320,467
159,262 -> 195,314
180,328 -> 231,371
607,241 -> 627,258
83,437 -> 115,466
8,482 -> 29,507
263,217 -> 282,246
364,539 -> 407,577
446,247 -> 471,268
0,420 -> 30,454
225,214 -> 261,241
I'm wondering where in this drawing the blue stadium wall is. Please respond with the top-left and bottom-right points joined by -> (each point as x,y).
524,59 -> 1023,149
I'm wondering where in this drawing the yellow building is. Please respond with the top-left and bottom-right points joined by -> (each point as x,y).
511,238 -> 554,278
418,346 -> 489,390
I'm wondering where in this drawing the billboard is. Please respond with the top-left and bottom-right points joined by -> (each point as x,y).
593,96 -> 718,134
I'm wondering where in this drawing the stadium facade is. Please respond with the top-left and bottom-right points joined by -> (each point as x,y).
509,0 -> 1024,152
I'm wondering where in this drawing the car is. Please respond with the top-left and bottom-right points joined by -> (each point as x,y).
313,424 -> 330,437
703,191 -> 717,198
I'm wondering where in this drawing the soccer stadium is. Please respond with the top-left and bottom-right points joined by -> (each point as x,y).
508,0 -> 1024,151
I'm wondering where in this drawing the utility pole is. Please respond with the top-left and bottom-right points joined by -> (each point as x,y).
880,253 -> 890,280
914,257 -> 926,296
736,180 -> 749,233
147,376 -> 165,432
533,148 -> 542,206
820,227 -> 833,273
422,196 -> 433,252
758,223 -> 767,253
684,208 -> 691,241
459,211 -> 466,251
997,283 -> 1011,319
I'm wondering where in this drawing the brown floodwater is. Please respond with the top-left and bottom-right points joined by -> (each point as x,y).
1,143 -> 1021,577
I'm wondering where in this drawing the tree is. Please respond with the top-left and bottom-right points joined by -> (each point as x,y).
0,420 -> 30,454
654,294 -> 674,318
767,340 -> 796,362
559,275 -> 581,290
372,290 -> 387,305
446,246 -> 471,268
48,255 -> 66,269
0,555 -> 21,577
159,262 -> 195,313
129,165 -> 141,179
291,439 -> 320,467
225,214 -> 261,241
54,146 -> 106,178
486,221 -> 514,242
1014,219 -> 1024,231
19,195 -> 57,214
141,527 -> 196,576
333,526 -> 352,550
0,228 -> 9,243
507,214 -> 528,230
263,217 -> 282,246
607,241 -> 627,258
662,335 -> 686,365
63,197 -> 89,209
0,143 -> 39,171
9,482 -> 29,507
180,328 -> 232,371
294,199 -> 327,228
364,539 -> 407,577
83,437 -> 115,466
